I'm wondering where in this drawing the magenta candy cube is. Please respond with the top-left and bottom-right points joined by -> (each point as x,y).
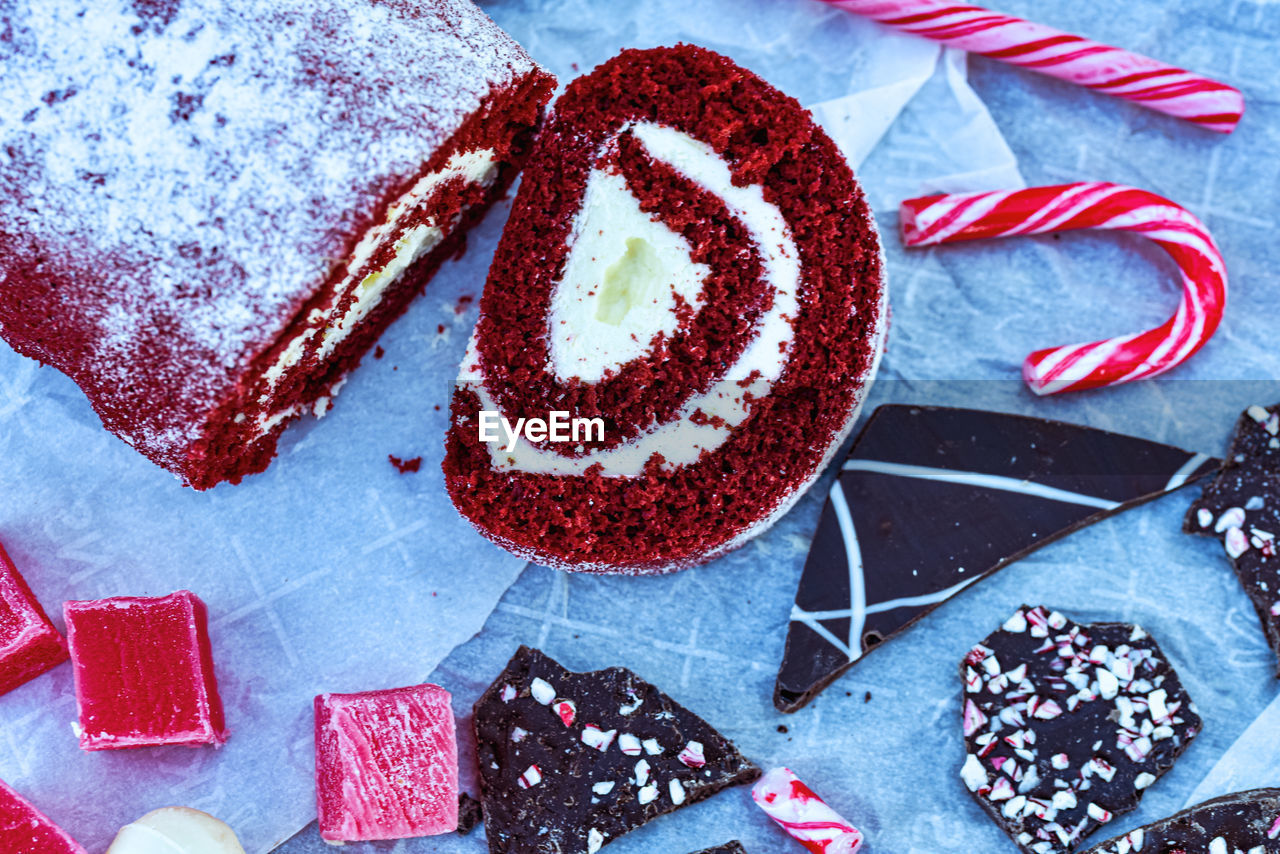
314,683 -> 459,841
0,778 -> 86,853
0,542 -> 68,697
64,590 -> 227,750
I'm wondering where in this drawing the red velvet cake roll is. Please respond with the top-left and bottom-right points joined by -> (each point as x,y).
0,0 -> 554,488
444,46 -> 887,573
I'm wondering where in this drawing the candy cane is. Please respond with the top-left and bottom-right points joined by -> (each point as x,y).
752,767 -> 864,854
900,182 -> 1227,395
821,0 -> 1244,133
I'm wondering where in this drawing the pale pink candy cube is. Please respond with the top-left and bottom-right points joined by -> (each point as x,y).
64,590 -> 228,750
0,541 -> 68,697
0,778 -> 86,853
314,683 -> 458,841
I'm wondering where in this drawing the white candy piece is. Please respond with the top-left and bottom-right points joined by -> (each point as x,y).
107,807 -> 245,854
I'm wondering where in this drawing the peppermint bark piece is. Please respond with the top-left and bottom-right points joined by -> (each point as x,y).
1185,403 -> 1280,674
474,647 -> 760,854
689,844 -> 748,854
960,606 -> 1202,854
1081,788 -> 1280,854
776,404 -> 1220,712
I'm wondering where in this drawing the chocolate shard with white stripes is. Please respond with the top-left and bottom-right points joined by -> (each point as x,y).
688,844 -> 748,854
960,606 -> 1201,854
1184,402 -> 1280,675
1080,788 -> 1280,854
776,404 -> 1220,713
474,646 -> 760,854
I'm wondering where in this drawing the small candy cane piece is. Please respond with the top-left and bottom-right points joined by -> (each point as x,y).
900,182 -> 1227,395
820,0 -> 1244,133
752,767 -> 864,854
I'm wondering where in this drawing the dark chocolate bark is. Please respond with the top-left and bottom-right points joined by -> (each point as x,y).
961,606 -> 1202,854
456,792 -> 482,835
688,844 -> 748,854
474,647 -> 760,854
776,405 -> 1220,712
1081,788 -> 1280,854
1185,403 -> 1280,675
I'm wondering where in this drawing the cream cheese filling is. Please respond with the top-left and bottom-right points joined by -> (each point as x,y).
463,123 -> 802,478
548,168 -> 710,383
253,148 -> 498,436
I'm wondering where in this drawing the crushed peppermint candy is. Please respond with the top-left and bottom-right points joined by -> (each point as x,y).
619,733 -> 643,756
581,725 -> 618,752
502,684 -> 517,703
587,829 -> 605,854
1225,527 -> 1251,558
553,699 -> 577,727
679,741 -> 707,768
960,606 -> 1201,854
530,678 -> 556,705
519,765 -> 542,789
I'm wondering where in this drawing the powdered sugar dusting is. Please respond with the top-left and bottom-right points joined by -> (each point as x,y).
0,0 -> 536,462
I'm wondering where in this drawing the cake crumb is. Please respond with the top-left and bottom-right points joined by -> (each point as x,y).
389,455 -> 422,474
374,346 -> 385,359
455,295 -> 474,314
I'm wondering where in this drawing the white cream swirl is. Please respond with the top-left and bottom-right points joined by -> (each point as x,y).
461,122 -> 800,478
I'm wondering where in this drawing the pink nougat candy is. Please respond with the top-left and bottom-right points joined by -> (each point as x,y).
314,683 -> 459,841
64,590 -> 227,750
0,778 -> 87,853
0,541 -> 68,697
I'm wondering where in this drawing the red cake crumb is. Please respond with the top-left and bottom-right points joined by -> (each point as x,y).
64,590 -> 227,750
374,346 -> 385,360
0,541 -> 67,697
389,455 -> 423,474
444,46 -> 885,573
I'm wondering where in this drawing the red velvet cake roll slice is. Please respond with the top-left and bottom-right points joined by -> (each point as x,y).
0,0 -> 554,488
445,46 -> 887,573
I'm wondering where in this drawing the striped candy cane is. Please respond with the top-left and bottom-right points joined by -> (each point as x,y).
821,0 -> 1244,133
900,182 -> 1227,396
752,768 -> 864,854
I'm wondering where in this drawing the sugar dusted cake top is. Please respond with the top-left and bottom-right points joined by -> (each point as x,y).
0,0 -> 538,461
